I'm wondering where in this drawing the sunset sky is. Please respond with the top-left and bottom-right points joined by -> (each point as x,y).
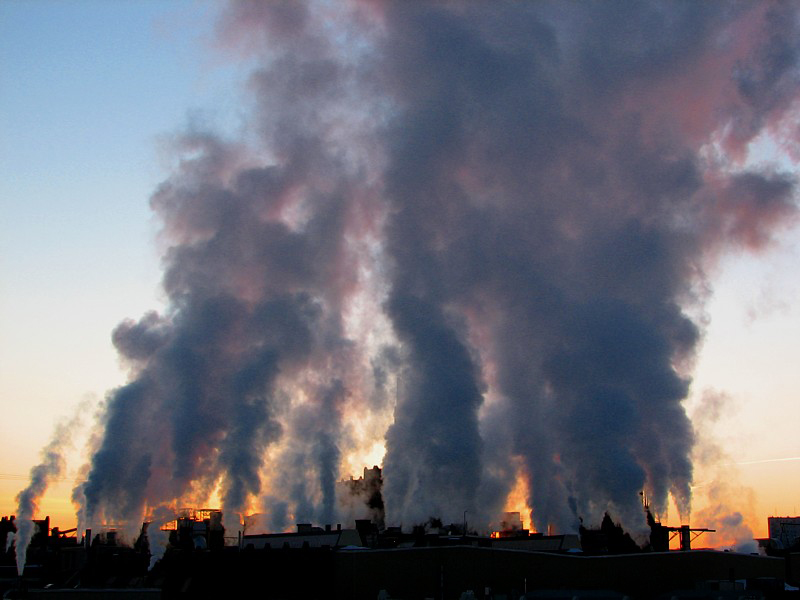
1,1 -> 799,547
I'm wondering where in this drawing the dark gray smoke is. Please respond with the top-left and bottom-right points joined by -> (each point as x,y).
75,0 -> 799,534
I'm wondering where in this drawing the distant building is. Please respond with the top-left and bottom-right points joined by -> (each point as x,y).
3,512 -> 798,598
336,465 -> 385,529
0,516 -> 15,556
242,523 -> 362,550
491,533 -> 581,552
768,516 -> 800,550
161,508 -> 225,550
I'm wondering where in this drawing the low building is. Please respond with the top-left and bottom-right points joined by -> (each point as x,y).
242,523 -> 362,550
768,516 -> 800,550
491,533 -> 581,553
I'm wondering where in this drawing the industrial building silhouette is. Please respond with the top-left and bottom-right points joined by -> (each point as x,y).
2,473 -> 799,599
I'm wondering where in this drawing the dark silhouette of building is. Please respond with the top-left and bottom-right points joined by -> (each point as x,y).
579,513 -> 640,555
2,511 -> 798,599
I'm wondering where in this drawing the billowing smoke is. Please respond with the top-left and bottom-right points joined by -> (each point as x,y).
73,0 -> 799,535
15,409 -> 83,575
337,466 -> 385,529
689,390 -> 759,550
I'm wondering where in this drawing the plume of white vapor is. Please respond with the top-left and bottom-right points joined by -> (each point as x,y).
75,0 -> 800,535
14,407 -> 84,576
146,506 -> 177,571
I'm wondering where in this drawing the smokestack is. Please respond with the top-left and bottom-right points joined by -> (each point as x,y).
680,525 -> 691,551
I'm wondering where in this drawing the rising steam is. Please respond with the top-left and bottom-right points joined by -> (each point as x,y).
72,0 -> 799,535
15,409 -> 83,575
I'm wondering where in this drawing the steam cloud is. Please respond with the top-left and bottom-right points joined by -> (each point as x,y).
15,410 -> 83,575
74,1 -> 799,534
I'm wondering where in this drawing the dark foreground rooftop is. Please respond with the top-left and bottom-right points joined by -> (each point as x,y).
4,544 -> 798,600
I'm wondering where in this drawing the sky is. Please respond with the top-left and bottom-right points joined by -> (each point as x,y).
1,1 -> 800,548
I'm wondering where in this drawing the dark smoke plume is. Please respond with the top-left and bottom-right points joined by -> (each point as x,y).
74,0 -> 799,534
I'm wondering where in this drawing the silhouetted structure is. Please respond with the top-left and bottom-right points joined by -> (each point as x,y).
0,516 -> 15,561
242,522 -> 361,550
168,508 -> 224,551
769,517 -> 800,551
645,506 -> 715,552
579,513 -> 640,554
337,465 -> 385,529
2,511 -> 797,599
